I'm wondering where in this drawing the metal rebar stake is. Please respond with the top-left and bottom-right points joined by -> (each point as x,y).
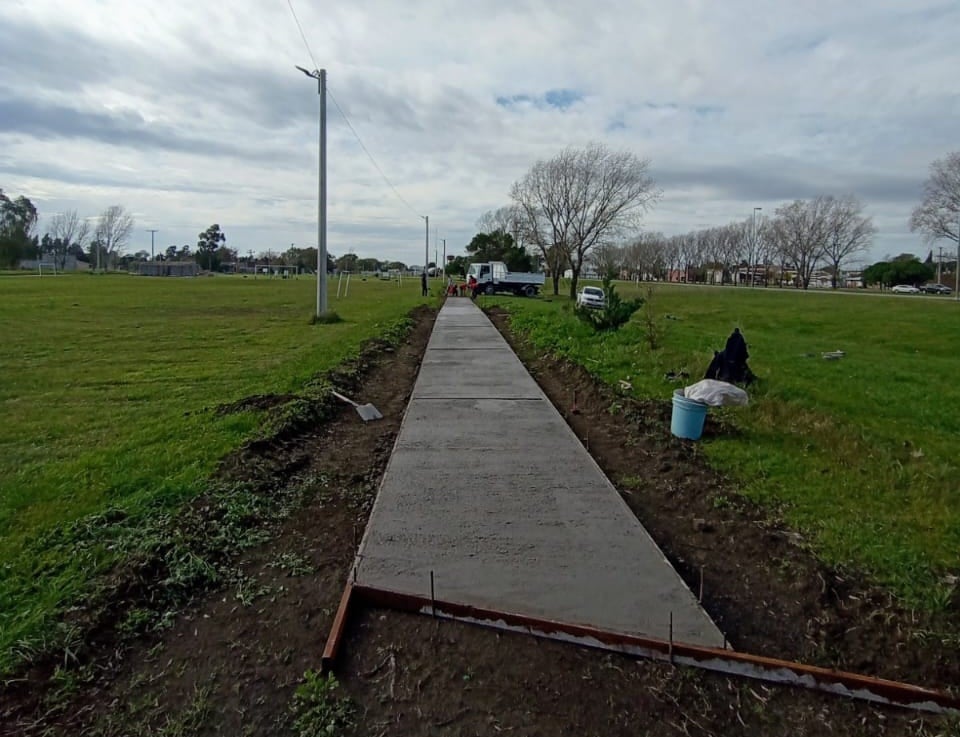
669,612 -> 674,665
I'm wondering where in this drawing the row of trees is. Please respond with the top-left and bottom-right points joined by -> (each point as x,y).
582,194 -> 875,289
477,144 -> 879,293
0,190 -> 135,271
476,147 -> 960,296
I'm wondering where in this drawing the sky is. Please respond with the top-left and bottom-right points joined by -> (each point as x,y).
2,0 -> 959,268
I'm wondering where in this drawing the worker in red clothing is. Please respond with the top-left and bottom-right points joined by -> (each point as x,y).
468,275 -> 478,299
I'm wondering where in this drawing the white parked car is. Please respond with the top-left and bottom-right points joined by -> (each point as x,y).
576,286 -> 605,309
891,284 -> 920,294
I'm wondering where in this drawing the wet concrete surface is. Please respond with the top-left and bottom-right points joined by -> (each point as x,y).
355,298 -> 724,647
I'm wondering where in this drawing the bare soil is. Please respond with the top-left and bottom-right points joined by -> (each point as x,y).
1,303 -> 956,737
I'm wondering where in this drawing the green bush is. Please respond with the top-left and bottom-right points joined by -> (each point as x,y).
574,275 -> 643,332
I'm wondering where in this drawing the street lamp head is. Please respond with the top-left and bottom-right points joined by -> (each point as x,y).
295,65 -> 319,79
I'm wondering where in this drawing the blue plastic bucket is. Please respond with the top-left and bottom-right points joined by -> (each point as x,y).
671,389 -> 708,440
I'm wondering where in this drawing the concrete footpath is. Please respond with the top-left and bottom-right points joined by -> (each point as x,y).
354,298 -> 724,647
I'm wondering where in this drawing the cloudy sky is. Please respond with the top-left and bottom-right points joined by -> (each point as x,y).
2,0 -> 958,266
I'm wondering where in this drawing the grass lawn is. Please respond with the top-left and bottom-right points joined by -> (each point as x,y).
0,272 -> 428,671
486,283 -> 960,608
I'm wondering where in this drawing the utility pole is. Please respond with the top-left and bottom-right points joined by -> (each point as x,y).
422,215 -> 429,277
297,65 -> 328,316
938,246 -> 943,283
752,207 -> 762,286
441,238 -> 446,279
146,229 -> 158,261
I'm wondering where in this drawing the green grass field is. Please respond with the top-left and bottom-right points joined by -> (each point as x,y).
0,273 -> 428,671
3,274 -> 958,675
488,283 -> 960,608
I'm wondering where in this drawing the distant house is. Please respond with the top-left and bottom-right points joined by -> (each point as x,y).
736,264 -> 769,286
842,270 -> 863,288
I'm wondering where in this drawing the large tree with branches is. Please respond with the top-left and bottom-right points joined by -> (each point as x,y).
822,195 -> 875,288
910,152 -> 960,258
49,210 -> 90,270
94,205 -> 134,271
511,142 -> 660,297
770,197 -> 832,289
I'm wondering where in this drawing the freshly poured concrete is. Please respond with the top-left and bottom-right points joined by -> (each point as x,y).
355,299 -> 724,646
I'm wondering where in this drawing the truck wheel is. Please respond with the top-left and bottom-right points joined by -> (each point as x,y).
523,285 -> 537,297
484,284 -> 495,295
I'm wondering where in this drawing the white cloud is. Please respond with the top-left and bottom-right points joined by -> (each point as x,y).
1,0 -> 958,263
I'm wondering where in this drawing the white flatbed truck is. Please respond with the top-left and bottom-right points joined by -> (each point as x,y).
467,261 -> 545,297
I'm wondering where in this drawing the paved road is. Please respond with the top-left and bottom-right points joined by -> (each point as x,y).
355,298 -> 724,647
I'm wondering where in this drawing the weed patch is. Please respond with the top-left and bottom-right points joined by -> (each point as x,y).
290,671 -> 354,737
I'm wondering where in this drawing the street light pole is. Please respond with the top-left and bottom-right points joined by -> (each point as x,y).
422,215 -> 429,277
441,238 -> 446,279
752,207 -> 762,286
296,65 -> 328,316
146,229 -> 158,261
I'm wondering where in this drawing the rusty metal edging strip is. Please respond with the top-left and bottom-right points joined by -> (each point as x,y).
348,584 -> 958,715
321,580 -> 355,673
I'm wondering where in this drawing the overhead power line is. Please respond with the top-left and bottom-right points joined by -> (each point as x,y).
284,0 -> 422,218
326,86 -> 420,217
286,0 -> 318,70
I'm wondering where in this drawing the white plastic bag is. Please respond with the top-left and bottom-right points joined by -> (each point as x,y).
683,379 -> 749,407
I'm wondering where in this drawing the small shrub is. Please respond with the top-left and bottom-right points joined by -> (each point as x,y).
574,275 -> 643,332
640,284 -> 662,350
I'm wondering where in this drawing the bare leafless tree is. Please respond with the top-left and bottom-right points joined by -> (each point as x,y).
94,205 -> 134,270
664,234 -> 685,281
823,195 -> 875,288
741,213 -> 769,286
49,210 -> 90,270
511,142 -> 660,296
910,152 -> 960,249
624,231 -> 666,281
770,197 -> 832,289
590,242 -> 625,278
711,222 -> 745,285
677,232 -> 699,282
510,148 -> 579,294
477,206 -> 516,236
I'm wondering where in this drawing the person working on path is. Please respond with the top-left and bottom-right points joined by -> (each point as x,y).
468,275 -> 478,299
421,270 -> 428,297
